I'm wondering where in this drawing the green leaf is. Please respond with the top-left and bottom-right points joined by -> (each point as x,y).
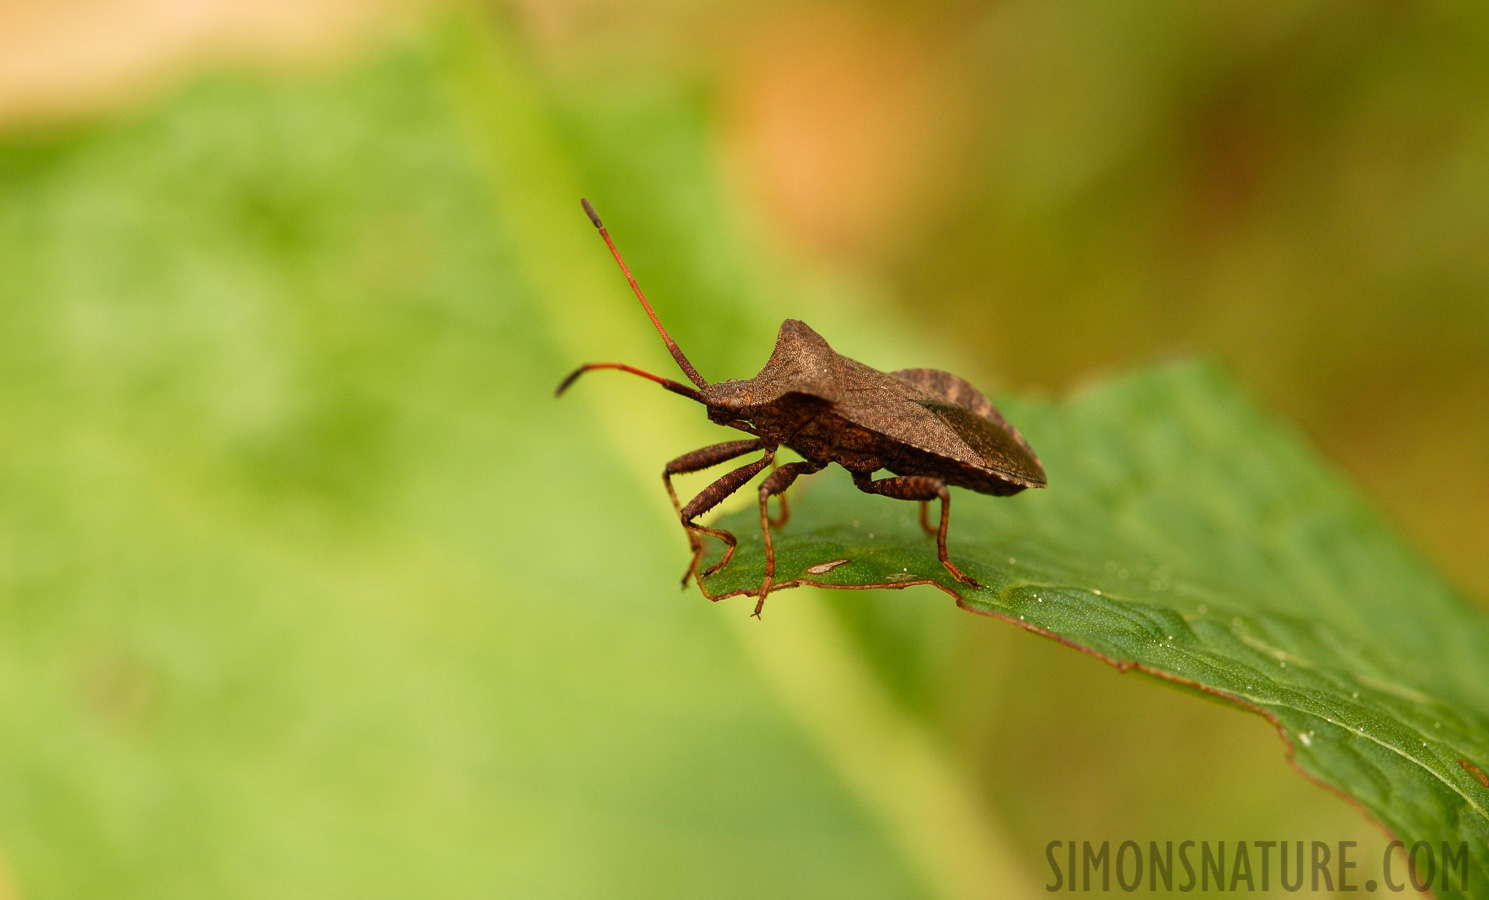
700,361 -> 1489,896
0,19 -> 967,900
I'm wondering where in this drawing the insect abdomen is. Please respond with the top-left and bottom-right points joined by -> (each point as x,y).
885,447 -> 1032,496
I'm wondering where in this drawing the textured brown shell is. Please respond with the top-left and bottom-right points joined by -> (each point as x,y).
747,320 -> 1045,489
890,367 -> 1046,487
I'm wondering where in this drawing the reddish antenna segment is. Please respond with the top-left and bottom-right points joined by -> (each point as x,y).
555,362 -> 705,403
581,198 -> 708,390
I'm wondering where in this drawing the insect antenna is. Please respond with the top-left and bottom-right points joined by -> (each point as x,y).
581,198 -> 708,390
555,362 -> 705,403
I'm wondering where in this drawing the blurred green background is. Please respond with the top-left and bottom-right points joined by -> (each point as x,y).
1,1 -> 1485,897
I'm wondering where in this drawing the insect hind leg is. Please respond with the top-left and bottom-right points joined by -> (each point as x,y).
851,473 -> 980,589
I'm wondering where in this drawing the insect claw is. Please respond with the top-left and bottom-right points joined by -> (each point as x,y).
700,551 -> 733,579
752,576 -> 773,617
946,568 -> 980,589
681,551 -> 703,588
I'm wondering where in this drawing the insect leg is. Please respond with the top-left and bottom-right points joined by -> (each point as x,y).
917,501 -> 935,536
665,439 -> 766,585
753,461 -> 825,618
680,448 -> 777,584
851,474 -> 980,588
764,457 -> 792,528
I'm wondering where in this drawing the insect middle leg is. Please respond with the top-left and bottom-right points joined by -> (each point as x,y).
766,458 -> 790,528
678,447 -> 777,586
664,439 -> 766,585
753,461 -> 825,618
851,473 -> 980,588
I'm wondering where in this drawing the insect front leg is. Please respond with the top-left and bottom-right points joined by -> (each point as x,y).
753,461 -> 825,618
679,448 -> 777,586
664,439 -> 766,586
851,473 -> 980,589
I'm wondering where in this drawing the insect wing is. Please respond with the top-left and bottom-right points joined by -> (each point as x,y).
921,401 -> 1045,487
892,368 -> 1045,486
826,390 -> 978,464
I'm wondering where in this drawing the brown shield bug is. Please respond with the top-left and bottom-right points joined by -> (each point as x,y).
558,199 -> 1046,617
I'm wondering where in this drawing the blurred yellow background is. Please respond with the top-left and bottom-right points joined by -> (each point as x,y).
1,1 -> 1484,897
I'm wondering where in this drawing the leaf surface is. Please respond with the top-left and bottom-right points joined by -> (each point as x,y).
0,20 -> 942,900
700,362 -> 1489,896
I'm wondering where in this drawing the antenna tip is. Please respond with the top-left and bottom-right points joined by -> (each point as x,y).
580,198 -> 603,229
555,366 -> 584,397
